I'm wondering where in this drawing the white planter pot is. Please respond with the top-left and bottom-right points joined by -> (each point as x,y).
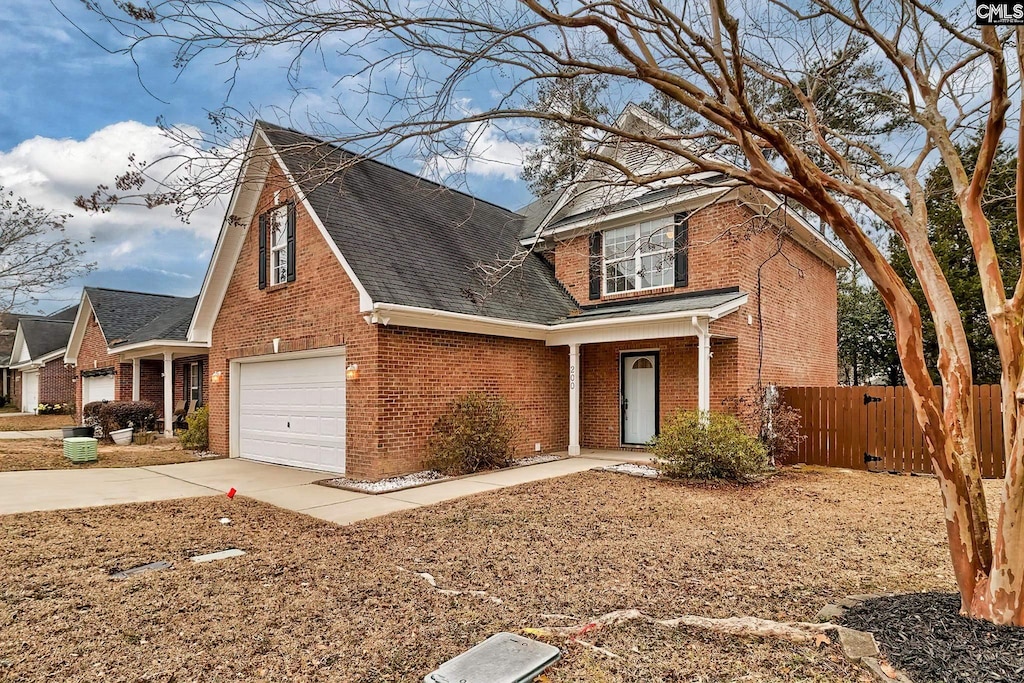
109,428 -> 133,445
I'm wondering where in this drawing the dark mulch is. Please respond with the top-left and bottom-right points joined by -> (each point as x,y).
840,592 -> 1024,683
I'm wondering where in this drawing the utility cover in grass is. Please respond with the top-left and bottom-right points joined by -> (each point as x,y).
839,592 -> 1024,683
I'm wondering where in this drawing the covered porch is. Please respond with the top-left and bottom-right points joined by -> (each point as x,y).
116,344 -> 209,436
547,291 -> 747,456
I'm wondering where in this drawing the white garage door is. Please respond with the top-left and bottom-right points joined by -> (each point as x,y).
20,370 -> 39,413
82,375 -> 115,405
237,354 -> 346,473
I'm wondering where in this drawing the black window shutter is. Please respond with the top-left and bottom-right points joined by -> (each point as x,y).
588,231 -> 603,300
258,213 -> 268,290
286,202 -> 297,283
674,214 -> 689,288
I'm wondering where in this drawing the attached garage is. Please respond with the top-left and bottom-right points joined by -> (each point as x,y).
234,352 -> 346,473
20,370 -> 39,414
82,374 -> 115,405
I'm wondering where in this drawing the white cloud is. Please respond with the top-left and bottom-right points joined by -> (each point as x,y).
419,103 -> 536,182
0,120 -> 233,276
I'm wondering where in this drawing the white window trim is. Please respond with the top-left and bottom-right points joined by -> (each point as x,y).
269,204 -> 289,286
186,362 -> 202,403
602,219 -> 675,296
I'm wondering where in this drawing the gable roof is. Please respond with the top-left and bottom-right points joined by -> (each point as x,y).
18,318 -> 73,359
85,287 -> 198,347
255,123 -> 578,324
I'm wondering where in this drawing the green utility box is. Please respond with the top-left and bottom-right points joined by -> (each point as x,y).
63,437 -> 98,464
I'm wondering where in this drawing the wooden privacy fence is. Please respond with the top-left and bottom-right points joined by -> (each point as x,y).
780,385 -> 1006,479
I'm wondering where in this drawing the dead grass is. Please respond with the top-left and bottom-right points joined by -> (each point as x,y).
0,468 -> 992,682
0,439 -> 214,471
0,414 -> 74,431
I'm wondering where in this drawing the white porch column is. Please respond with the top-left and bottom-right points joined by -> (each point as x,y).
163,352 -> 174,436
131,358 -> 141,401
697,320 -> 711,413
568,343 -> 581,456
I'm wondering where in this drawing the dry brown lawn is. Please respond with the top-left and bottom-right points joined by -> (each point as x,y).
0,468 -> 989,682
0,439 -> 214,471
0,414 -> 74,431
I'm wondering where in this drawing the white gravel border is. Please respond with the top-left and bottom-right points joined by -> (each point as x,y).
602,462 -> 660,478
323,454 -> 566,493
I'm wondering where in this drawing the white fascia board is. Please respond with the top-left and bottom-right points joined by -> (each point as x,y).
521,185 -> 732,246
747,188 -> 854,269
63,292 -> 95,366
259,129 -> 375,313
370,295 -> 747,345
111,340 -> 211,359
187,127 -> 265,343
9,325 -> 29,366
13,347 -> 68,371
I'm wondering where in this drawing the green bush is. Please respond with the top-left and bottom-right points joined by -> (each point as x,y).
179,406 -> 209,450
425,392 -> 520,475
651,410 -> 768,482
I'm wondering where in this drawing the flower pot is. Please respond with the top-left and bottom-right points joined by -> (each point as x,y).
62,426 -> 95,438
109,427 -> 133,445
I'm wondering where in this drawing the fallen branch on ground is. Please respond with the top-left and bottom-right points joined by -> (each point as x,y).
527,609 -> 837,647
397,566 -> 503,605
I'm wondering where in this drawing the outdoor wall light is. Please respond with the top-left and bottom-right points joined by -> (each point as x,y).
211,371 -> 224,384
346,363 -> 359,380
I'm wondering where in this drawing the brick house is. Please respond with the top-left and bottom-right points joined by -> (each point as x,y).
9,307 -> 78,413
182,106 -> 850,480
64,288 -> 208,433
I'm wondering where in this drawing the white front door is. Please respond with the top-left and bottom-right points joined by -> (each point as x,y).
83,375 -> 115,405
20,370 -> 39,413
622,353 -> 658,445
236,353 -> 347,473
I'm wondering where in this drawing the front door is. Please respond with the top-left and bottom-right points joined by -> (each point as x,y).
621,352 -> 658,445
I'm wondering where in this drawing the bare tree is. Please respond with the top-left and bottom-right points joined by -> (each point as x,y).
78,0 -> 1024,624
0,188 -> 93,313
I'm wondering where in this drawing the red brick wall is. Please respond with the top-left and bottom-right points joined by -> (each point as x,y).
138,360 -> 164,414
376,326 -> 568,477
75,310 -> 133,419
38,358 -> 74,406
580,336 -> 738,449
209,163 -> 383,476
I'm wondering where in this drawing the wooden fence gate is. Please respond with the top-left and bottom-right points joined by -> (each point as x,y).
780,385 -> 1006,479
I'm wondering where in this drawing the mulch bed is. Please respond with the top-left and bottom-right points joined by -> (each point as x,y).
840,592 -> 1024,682
0,438 -> 217,471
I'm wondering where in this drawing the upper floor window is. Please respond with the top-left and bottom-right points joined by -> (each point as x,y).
269,205 -> 289,286
603,219 -> 675,294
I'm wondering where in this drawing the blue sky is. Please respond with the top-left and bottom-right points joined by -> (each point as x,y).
0,1 -> 534,314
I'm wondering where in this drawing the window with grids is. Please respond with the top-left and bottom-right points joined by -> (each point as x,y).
185,362 -> 202,404
269,205 -> 289,285
603,218 -> 674,294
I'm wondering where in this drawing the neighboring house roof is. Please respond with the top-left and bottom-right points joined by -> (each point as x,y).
258,123 -> 579,325
0,311 -> 22,369
552,288 -> 748,325
18,318 -> 73,359
46,305 -> 81,322
85,287 -> 198,347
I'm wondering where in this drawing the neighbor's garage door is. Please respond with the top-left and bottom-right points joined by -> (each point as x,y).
237,354 -> 346,473
82,374 -> 115,405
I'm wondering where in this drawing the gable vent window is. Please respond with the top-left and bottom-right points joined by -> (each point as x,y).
603,218 -> 675,294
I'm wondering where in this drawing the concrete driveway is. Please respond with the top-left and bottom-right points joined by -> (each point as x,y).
0,457 -> 608,524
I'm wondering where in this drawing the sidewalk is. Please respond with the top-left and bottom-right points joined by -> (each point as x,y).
0,456 -> 611,522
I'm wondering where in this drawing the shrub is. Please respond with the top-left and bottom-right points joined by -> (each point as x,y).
651,410 -> 768,482
425,392 -> 520,475
179,406 -> 209,450
728,385 -> 806,467
84,400 -> 156,439
0,395 -> 8,408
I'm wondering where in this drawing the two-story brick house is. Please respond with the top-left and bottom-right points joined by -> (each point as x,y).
185,107 -> 850,480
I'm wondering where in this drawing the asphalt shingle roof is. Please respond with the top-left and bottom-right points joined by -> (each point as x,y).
259,123 -> 580,324
19,318 -> 73,359
85,288 -> 198,347
553,288 -> 747,325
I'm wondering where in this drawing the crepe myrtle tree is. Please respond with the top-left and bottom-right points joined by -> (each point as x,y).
0,188 -> 92,313
79,0 -> 1024,624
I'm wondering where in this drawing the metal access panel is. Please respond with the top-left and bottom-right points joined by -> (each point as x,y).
424,632 -> 561,683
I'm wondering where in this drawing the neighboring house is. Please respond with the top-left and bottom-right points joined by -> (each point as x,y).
181,107 -> 850,480
9,306 -> 78,414
63,288 -> 208,433
0,311 -> 21,401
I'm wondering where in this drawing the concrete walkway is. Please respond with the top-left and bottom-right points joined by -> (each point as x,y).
0,457 -> 610,523
0,429 -> 65,440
